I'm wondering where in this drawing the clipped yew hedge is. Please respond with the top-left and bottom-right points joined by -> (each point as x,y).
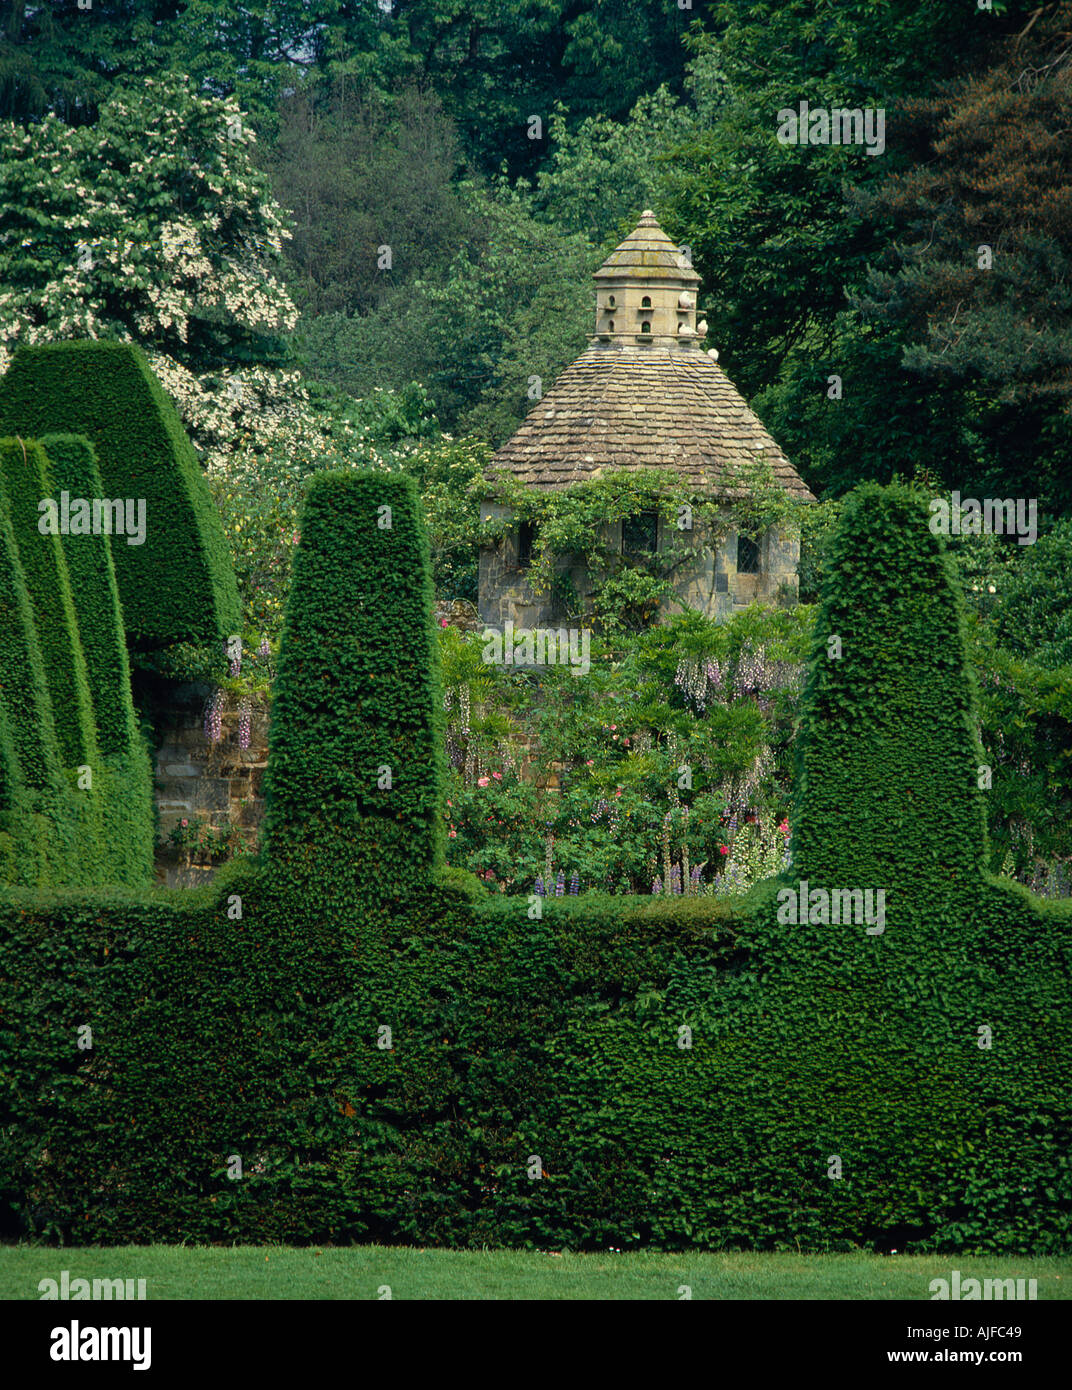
0,436 -> 154,890
0,439 -> 98,769
0,460 -> 89,889
0,341 -> 240,648
39,434 -> 154,886
39,435 -> 141,758
1,478 -> 1068,1252
262,468 -> 447,915
793,481 -> 988,906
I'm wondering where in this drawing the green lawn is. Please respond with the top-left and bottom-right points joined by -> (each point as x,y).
1,1245 -> 1069,1300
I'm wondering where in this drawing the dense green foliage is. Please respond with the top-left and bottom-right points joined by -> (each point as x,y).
0,1 -> 694,176
440,605 -> 808,895
793,484 -> 988,902
991,519 -> 1072,671
0,341 -> 240,648
38,433 -> 155,884
261,470 -> 446,905
0,0 -> 1069,1259
0,449 -> 83,887
0,438 -> 98,769
2,476 -> 1068,1252
38,435 -> 140,758
0,436 -> 155,889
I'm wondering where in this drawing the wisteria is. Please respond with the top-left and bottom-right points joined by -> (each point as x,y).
674,657 -> 709,710
238,699 -> 252,750
203,687 -> 223,743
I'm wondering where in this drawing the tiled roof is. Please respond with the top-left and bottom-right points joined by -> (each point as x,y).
488,343 -> 816,501
592,210 -> 702,286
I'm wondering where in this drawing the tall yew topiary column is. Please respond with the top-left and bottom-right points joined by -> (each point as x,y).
791,482 -> 988,919
261,470 -> 446,913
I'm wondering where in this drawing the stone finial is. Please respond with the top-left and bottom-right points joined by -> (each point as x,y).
592,211 -> 702,350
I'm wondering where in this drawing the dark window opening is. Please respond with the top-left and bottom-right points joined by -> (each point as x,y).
737,533 -> 760,574
623,512 -> 658,556
641,295 -> 652,308
518,520 -> 536,569
641,320 -> 651,334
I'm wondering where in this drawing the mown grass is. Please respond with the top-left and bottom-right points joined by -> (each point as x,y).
1,1246 -> 1069,1300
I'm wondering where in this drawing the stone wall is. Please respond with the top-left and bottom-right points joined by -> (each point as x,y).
152,689 -> 270,888
478,506 -> 801,628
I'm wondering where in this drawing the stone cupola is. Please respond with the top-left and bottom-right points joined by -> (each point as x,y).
592,210 -> 703,349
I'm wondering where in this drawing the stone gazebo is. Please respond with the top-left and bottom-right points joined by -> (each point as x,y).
478,211 -> 815,629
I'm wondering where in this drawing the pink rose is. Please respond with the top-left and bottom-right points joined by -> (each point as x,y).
440,618 -> 449,628
477,776 -> 490,787
492,771 -> 502,780
719,845 -> 729,855
448,829 -> 457,838
181,818 -> 188,827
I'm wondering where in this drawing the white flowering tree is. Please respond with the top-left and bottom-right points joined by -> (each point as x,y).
0,71 -> 344,473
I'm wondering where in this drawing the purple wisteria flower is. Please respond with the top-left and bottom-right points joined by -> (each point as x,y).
238,700 -> 252,750
203,688 -> 223,743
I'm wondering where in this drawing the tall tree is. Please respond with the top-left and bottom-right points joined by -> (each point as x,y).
266,79 -> 470,318
850,1 -> 1072,510
0,72 -> 327,469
